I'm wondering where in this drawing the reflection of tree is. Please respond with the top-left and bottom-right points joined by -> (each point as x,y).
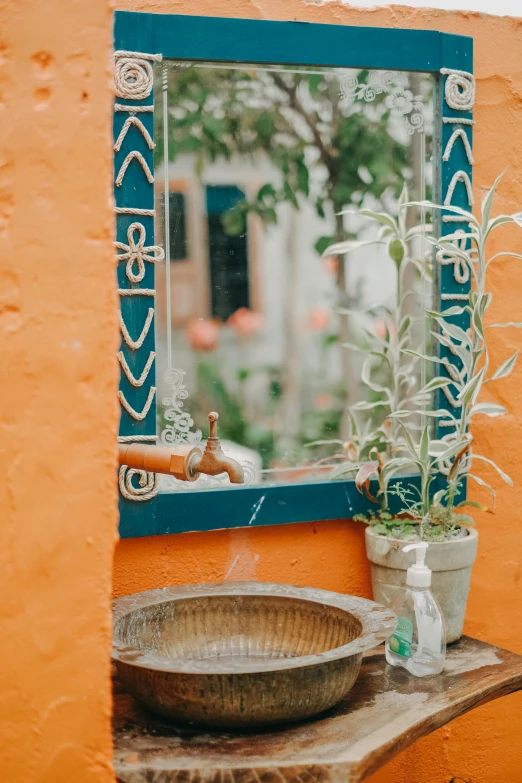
155,64 -> 411,445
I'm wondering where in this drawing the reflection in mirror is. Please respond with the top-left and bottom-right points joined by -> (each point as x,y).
153,62 -> 435,490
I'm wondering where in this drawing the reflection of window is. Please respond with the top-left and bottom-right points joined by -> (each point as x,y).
206,185 -> 249,321
160,191 -> 188,261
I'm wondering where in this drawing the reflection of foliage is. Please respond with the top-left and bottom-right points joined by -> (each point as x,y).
155,64 -> 413,246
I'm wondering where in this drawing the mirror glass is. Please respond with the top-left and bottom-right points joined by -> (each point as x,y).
153,61 -> 435,490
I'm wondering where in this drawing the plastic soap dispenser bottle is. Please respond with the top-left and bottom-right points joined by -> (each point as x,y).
385,543 -> 446,676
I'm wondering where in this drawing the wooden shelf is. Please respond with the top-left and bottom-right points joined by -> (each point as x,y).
113,636 -> 522,783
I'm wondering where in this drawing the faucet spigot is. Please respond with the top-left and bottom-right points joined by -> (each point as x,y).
117,412 -> 245,484
190,412 -> 245,484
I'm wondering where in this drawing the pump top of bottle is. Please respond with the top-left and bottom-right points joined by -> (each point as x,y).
403,543 -> 431,588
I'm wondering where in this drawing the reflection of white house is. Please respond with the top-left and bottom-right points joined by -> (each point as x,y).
154,153 -> 403,434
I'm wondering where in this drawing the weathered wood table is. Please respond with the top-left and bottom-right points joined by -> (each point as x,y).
113,636 -> 522,783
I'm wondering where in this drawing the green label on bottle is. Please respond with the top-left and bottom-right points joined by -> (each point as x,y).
388,617 -> 413,658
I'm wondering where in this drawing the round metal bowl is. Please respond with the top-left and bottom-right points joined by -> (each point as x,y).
112,582 -> 396,728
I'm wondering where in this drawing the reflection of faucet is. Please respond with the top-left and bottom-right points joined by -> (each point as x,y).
118,412 -> 245,484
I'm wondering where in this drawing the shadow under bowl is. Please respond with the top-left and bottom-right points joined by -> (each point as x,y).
112,582 -> 396,728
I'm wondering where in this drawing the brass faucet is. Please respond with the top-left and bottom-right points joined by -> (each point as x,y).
118,412 -> 245,484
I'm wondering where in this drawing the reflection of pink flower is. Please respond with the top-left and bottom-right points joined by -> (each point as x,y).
372,318 -> 396,341
322,256 -> 338,278
227,308 -> 263,337
186,318 -> 219,352
314,392 -> 333,410
308,306 -> 330,332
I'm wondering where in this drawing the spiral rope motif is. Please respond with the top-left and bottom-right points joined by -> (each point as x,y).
119,466 -> 159,501
114,50 -> 162,101
440,68 -> 475,113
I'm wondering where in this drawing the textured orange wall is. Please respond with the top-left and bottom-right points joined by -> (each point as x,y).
111,3 -> 522,782
0,1 -> 117,782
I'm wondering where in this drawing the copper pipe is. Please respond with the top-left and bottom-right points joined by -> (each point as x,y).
118,443 -> 202,482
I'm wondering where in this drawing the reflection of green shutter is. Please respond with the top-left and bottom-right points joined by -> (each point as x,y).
163,192 -> 188,261
205,185 -> 250,321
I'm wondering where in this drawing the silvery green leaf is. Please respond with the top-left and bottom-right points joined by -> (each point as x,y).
432,489 -> 446,505
420,423 -> 430,464
428,440 -> 452,456
351,400 -> 389,411
481,171 -> 503,226
435,318 -> 472,347
403,348 -> 443,365
328,463 -> 360,480
488,351 -> 518,381
323,238 -> 384,256
361,357 -> 391,395
417,376 -> 452,394
471,455 -> 513,486
467,473 -> 497,502
432,331 -> 472,371
477,293 -> 492,316
486,322 -> 522,329
398,422 -> 418,458
470,402 -> 507,417
426,307 -> 466,318
457,367 -> 485,407
487,215 -> 518,232
472,303 -> 484,339
405,223 -> 433,240
406,201 -> 477,224
486,251 -> 522,268
398,182 -> 409,210
398,315 -> 411,338
305,439 -> 344,448
436,438 -> 471,463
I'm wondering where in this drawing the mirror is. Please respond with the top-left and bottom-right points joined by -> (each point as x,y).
153,61 -> 435,490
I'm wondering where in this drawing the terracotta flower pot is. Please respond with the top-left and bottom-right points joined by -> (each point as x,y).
365,527 -> 478,643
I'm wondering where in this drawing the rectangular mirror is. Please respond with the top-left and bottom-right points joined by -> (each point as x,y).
113,13 -> 473,535
154,61 -> 434,490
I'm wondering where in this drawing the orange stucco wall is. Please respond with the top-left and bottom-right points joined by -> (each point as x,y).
0,1 -> 117,781
113,3 -> 522,782
3,1 -> 522,782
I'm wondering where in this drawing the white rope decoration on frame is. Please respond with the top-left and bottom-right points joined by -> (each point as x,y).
444,170 -> 474,206
115,222 -> 165,283
118,466 -> 160,501
443,128 -> 474,164
441,293 -> 469,301
119,308 -> 154,350
118,386 -> 156,421
115,104 -> 153,113
440,68 -> 475,112
115,151 -> 154,187
442,215 -> 472,223
114,50 -> 162,101
442,385 -> 461,409
117,350 -> 155,387
436,231 -> 470,284
113,49 -> 163,501
443,117 -> 474,126
118,434 -> 157,442
115,207 -> 155,216
118,288 -> 155,296
440,418 -> 461,427
114,116 -> 155,152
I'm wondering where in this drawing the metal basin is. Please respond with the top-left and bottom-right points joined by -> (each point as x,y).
112,582 -> 396,728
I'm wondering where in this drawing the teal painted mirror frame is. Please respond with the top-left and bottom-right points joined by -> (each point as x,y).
113,11 -> 473,538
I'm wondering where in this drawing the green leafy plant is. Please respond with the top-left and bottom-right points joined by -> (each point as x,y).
346,174 -> 522,540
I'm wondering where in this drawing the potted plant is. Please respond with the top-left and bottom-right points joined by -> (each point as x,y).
331,175 -> 522,642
